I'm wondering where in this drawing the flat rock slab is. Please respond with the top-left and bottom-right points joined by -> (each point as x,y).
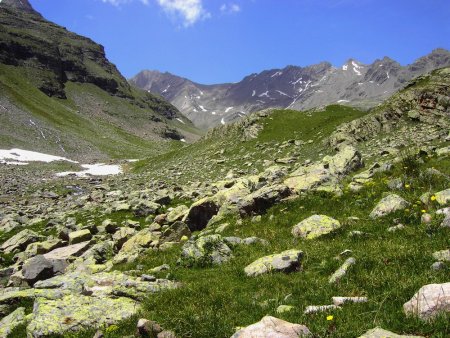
370,194 -> 409,218
244,249 -> 303,277
44,241 -> 91,261
231,316 -> 311,338
26,294 -> 139,337
403,282 -> 450,320
292,215 -> 341,239
358,327 -> 424,338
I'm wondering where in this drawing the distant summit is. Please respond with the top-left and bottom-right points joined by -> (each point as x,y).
131,48 -> 450,129
0,0 -> 38,14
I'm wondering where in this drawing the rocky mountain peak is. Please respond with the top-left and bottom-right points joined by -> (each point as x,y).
0,0 -> 38,14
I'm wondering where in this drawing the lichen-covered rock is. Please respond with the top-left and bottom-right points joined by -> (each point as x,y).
0,307 -> 26,337
358,327 -> 424,338
68,229 -> 92,245
329,257 -> 356,284
113,229 -> 160,264
432,249 -> 450,262
166,205 -> 189,224
112,227 -> 137,250
369,194 -> 409,218
244,249 -> 303,277
435,188 -> 450,206
180,234 -> 232,266
292,215 -> 341,239
24,239 -> 63,258
26,295 -> 139,337
231,316 -> 311,338
403,282 -> 450,320
1,229 -> 41,254
284,146 -> 362,193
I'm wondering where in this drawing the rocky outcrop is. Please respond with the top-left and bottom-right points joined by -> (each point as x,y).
180,235 -> 233,266
358,327 -> 424,338
284,146 -> 362,194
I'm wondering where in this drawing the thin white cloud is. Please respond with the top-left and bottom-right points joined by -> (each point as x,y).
220,3 -> 241,14
156,0 -> 210,27
101,0 -> 149,7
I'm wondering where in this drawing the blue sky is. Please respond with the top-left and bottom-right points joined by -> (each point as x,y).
30,0 -> 450,84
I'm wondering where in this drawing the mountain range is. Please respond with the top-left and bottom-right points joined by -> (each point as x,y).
130,49 -> 450,129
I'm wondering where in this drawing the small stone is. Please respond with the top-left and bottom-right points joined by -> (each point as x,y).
332,297 -> 368,306
244,249 -> 303,277
141,275 -> 157,282
369,194 -> 409,218
431,261 -> 446,270
432,249 -> 450,262
304,305 -> 339,314
329,257 -> 356,284
137,318 -> 162,336
421,213 -> 432,224
434,189 -> 450,206
276,305 -> 295,314
292,215 -> 341,239
387,224 -> 405,232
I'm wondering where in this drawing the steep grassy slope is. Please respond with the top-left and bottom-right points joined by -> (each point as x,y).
0,3 -> 201,160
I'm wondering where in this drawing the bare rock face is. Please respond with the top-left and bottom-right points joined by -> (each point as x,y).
403,282 -> 450,320
231,316 -> 311,338
358,327 -> 424,338
0,0 -> 38,14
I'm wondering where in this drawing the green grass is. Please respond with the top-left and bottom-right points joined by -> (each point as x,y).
72,154 -> 450,338
133,105 -> 368,185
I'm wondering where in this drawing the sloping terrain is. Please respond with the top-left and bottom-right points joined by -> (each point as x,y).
130,49 -> 450,129
0,0 -> 201,161
0,67 -> 448,337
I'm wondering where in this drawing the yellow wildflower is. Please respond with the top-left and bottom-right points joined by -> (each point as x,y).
405,184 -> 410,189
421,209 -> 427,213
326,315 -> 334,321
431,195 -> 436,201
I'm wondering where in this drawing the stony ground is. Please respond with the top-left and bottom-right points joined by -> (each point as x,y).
0,68 -> 449,338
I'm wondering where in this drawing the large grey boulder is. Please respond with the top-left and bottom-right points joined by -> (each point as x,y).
22,255 -> 66,286
369,194 -> 409,218
161,221 -> 191,243
358,327 -> 424,338
68,229 -> 92,245
403,282 -> 450,320
180,235 -> 232,266
244,249 -> 303,277
292,215 -> 341,239
231,316 -> 311,338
